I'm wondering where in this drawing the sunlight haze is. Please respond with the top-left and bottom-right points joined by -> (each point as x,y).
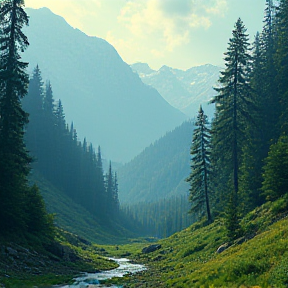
25,0 -> 265,70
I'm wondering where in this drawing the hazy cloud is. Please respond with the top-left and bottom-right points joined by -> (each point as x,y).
205,0 -> 228,17
157,0 -> 194,17
26,0 -> 101,30
118,0 -> 226,53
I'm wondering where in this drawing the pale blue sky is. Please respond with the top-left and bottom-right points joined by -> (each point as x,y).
25,0 -> 266,70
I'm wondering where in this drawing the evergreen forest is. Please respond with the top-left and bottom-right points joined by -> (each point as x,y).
185,1 -> 288,239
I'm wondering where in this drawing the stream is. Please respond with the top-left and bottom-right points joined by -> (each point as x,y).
56,258 -> 146,288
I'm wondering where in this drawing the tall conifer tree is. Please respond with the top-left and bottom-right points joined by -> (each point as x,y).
186,106 -> 212,223
211,18 -> 253,237
275,0 -> 288,132
0,0 -> 53,237
0,0 -> 31,232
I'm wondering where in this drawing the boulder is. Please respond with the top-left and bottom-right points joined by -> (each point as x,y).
6,247 -> 18,257
216,243 -> 229,253
234,236 -> 246,245
142,244 -> 161,254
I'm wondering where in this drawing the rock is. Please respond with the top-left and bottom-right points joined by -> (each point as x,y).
77,236 -> 91,246
6,247 -> 18,257
62,246 -> 80,262
234,236 -> 246,245
46,241 -> 64,259
142,244 -> 161,254
216,243 -> 229,253
84,278 -> 99,285
246,232 -> 256,240
121,252 -> 131,257
153,255 -> 164,261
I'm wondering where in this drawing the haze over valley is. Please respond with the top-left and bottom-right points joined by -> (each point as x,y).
23,8 -> 187,163
1,1 -> 287,288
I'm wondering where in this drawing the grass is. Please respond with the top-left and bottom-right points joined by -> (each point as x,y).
104,196 -> 288,288
2,194 -> 288,288
31,170 -> 133,244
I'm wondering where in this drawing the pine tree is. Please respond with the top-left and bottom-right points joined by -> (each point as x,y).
0,0 -> 31,233
186,106 -> 212,223
43,81 -> 55,117
0,0 -> 53,238
239,33 -> 266,211
53,99 -> 67,187
113,172 -> 120,212
95,146 -> 106,215
261,0 -> 280,146
106,161 -> 114,215
22,65 -> 45,166
274,0 -> 288,132
211,18 -> 253,237
42,81 -> 56,179
262,135 -> 288,201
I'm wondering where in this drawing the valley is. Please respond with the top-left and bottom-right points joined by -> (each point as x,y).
0,1 -> 287,288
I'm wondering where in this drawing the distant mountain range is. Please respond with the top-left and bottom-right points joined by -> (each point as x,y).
118,121 -> 194,204
131,63 -> 221,118
23,8 -> 186,163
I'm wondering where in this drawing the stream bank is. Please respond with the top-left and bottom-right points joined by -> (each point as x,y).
57,258 -> 146,288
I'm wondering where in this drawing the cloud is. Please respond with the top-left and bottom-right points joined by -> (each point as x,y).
205,0 -> 228,17
26,0 -> 101,30
151,49 -> 165,58
157,0 -> 194,17
118,0 -> 226,53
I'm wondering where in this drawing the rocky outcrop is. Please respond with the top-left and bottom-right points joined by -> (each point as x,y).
216,243 -> 229,253
216,233 -> 257,254
142,244 -> 161,254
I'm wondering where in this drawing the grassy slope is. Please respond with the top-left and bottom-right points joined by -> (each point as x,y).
2,196 -> 288,288
30,170 -> 131,244
104,197 -> 288,288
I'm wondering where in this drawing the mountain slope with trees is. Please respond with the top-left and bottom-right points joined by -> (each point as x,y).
21,65 -> 138,242
117,120 -> 194,204
22,7 -> 186,163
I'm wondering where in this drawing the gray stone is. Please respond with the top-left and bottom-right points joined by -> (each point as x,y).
6,247 -> 18,257
216,243 -> 229,253
142,244 -> 161,254
234,236 -> 246,245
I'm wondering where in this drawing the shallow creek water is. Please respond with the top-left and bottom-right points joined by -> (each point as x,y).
57,258 -> 146,288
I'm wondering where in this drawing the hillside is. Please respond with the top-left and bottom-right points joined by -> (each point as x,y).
106,197 -> 288,288
23,8 -> 186,163
131,63 -> 220,118
29,171 -> 132,244
117,120 -> 194,204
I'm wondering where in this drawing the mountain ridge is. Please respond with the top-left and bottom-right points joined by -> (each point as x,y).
118,120 -> 194,204
23,7 -> 186,163
131,62 -> 220,118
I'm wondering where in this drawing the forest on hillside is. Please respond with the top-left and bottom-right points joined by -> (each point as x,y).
185,0 -> 288,239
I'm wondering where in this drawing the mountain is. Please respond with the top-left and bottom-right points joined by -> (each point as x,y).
117,121 -> 194,204
22,8 -> 186,163
131,63 -> 221,118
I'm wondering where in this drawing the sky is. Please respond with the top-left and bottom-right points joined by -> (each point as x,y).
25,0 -> 266,70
